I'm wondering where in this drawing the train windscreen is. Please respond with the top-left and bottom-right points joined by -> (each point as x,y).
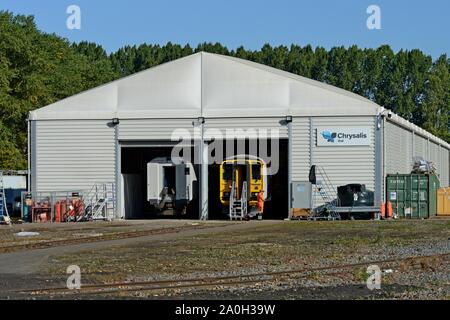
251,164 -> 261,180
223,164 -> 233,181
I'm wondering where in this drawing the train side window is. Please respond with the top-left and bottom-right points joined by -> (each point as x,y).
251,164 -> 261,180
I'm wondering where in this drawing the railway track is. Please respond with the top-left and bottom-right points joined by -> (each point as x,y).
0,224 -> 215,254
21,252 -> 449,297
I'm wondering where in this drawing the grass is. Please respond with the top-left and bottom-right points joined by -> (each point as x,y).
354,268 -> 370,283
43,219 -> 450,280
25,219 -> 448,299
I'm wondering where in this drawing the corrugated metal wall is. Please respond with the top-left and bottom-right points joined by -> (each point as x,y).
413,134 -> 428,159
204,118 -> 288,139
119,118 -> 287,141
432,143 -> 450,187
311,117 -> 376,193
291,117 -> 310,181
33,120 -> 116,191
385,121 -> 413,174
441,147 -> 449,186
291,117 -> 376,195
429,142 -> 440,169
385,121 -> 450,188
31,116 -> 449,210
119,118 -> 197,140
429,142 -> 439,182
428,142 -> 449,186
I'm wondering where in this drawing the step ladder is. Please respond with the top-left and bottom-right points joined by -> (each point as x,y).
309,166 -> 341,220
0,171 -> 11,225
229,181 -> 248,220
83,183 -> 116,221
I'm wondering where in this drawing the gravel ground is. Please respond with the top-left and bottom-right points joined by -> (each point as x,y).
0,219 -> 449,300
0,220 -> 228,250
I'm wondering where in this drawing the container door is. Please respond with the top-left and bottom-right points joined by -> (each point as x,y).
147,163 -> 163,202
428,174 -> 440,217
175,164 -> 188,201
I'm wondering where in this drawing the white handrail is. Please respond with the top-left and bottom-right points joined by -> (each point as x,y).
241,181 -> 248,219
229,181 -> 236,220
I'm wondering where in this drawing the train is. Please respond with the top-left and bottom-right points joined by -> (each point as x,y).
147,157 -> 197,215
219,155 -> 268,216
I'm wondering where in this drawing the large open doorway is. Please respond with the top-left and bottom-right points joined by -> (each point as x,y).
208,139 -> 288,220
121,145 -> 199,219
120,138 -> 288,221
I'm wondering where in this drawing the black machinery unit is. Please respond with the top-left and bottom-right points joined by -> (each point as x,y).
337,184 -> 375,219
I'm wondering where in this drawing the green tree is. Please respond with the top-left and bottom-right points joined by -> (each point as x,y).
421,55 -> 450,141
0,11 -> 117,169
1,10 -> 449,171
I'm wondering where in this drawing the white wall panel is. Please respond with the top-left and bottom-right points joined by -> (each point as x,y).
33,120 -> 116,191
119,118 -> 197,141
291,117 -> 310,181
204,118 -> 288,139
385,121 -> 413,175
440,147 -> 449,187
311,117 -> 376,206
413,134 -> 428,160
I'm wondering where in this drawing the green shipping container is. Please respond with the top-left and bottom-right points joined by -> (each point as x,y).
386,174 -> 440,219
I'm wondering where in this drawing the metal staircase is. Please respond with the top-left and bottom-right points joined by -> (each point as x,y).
229,181 -> 248,220
309,166 -> 341,220
83,183 -> 116,221
0,171 -> 11,225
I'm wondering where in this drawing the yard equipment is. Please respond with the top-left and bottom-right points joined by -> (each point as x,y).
31,199 -> 51,223
308,165 -> 341,220
83,183 -> 116,220
337,184 -> 375,219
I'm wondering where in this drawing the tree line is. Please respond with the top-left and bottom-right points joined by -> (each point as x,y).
0,11 -> 448,169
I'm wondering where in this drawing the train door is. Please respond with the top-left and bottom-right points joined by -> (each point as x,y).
234,164 -> 249,199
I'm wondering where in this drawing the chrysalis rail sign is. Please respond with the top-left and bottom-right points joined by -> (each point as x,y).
317,127 -> 371,146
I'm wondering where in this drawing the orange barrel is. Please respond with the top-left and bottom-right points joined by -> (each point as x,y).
60,201 -> 67,222
386,201 -> 393,219
380,202 -> 385,218
76,199 -> 85,218
69,199 -> 76,218
54,201 -> 61,223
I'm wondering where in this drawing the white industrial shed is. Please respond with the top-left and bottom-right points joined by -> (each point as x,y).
28,52 -> 450,219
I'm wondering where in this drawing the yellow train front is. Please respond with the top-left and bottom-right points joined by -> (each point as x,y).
219,157 -> 268,216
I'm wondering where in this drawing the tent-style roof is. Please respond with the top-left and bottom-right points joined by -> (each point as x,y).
30,52 -> 382,120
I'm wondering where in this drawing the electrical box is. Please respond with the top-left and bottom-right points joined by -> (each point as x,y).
291,181 -> 312,209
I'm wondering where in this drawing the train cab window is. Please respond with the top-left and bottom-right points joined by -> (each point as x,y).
251,164 -> 261,180
223,164 -> 233,180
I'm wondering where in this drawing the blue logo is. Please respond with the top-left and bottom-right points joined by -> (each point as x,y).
321,131 -> 337,142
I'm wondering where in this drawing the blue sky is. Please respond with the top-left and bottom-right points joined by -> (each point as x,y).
1,0 -> 448,57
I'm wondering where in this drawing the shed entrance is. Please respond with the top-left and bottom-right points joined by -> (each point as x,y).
207,139 -> 288,220
120,143 -> 199,219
